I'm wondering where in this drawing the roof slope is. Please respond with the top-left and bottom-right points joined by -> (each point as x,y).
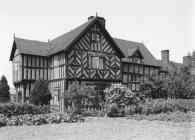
10,37 -> 55,60
48,17 -> 95,55
113,38 -> 160,67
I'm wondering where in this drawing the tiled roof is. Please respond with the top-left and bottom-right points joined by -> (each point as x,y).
10,17 -> 164,68
48,17 -> 96,55
126,48 -> 143,58
113,38 -> 160,67
15,37 -> 55,56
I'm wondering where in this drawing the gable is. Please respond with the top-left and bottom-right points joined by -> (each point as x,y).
127,48 -> 143,59
49,17 -> 124,58
113,38 -> 160,67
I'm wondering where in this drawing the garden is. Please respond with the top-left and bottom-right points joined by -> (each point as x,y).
0,53 -> 195,140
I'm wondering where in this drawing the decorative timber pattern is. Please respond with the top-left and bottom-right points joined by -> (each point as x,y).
67,23 -> 121,81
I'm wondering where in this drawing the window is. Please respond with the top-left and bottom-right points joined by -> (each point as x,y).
132,57 -> 141,63
91,32 -> 100,42
91,56 -> 104,69
123,74 -> 128,83
13,62 -> 20,81
54,88 -> 60,102
123,64 -> 128,72
140,66 -> 143,74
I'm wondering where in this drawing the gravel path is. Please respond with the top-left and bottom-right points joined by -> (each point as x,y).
0,117 -> 194,140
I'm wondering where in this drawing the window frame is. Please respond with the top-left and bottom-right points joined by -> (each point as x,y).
91,56 -> 104,70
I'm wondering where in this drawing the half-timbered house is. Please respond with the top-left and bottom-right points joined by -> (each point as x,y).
10,15 -> 174,109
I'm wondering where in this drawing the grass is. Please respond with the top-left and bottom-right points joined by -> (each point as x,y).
0,117 -> 194,140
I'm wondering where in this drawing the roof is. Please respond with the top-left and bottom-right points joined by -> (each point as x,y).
126,48 -> 143,59
113,38 -> 160,67
48,16 -> 124,57
10,37 -> 55,60
48,17 -> 95,55
157,60 -> 183,72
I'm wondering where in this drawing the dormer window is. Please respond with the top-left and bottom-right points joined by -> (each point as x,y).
127,47 -> 143,64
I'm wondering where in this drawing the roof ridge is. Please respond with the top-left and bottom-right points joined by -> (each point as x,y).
50,17 -> 96,43
15,37 -> 54,45
113,37 -> 142,45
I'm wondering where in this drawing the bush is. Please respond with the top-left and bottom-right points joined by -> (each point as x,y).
104,84 -> 138,117
30,79 -> 51,106
124,99 -> 194,116
106,103 -> 119,117
127,111 -> 192,122
0,113 -> 85,128
0,102 -> 50,116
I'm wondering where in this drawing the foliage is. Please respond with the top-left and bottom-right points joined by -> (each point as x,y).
29,79 -> 52,106
127,111 -> 192,122
104,84 -> 138,117
140,64 -> 195,99
64,81 -> 99,110
0,75 -> 10,103
140,74 -> 167,99
165,65 -> 195,99
0,102 -> 50,117
0,113 -> 85,127
106,103 -> 119,117
124,99 -> 194,116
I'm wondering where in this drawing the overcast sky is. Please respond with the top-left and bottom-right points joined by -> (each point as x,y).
0,0 -> 194,87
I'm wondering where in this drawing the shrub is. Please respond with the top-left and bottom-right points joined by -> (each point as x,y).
124,99 -> 194,116
0,102 -> 50,116
104,84 -> 138,117
0,113 -> 85,128
106,103 -> 119,117
125,105 -> 136,115
127,111 -> 192,122
30,79 -> 51,106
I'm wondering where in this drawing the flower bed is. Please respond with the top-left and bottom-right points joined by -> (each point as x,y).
0,113 -> 85,128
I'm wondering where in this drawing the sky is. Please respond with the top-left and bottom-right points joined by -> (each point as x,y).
0,0 -> 194,88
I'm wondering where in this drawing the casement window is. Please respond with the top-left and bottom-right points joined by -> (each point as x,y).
123,74 -> 128,83
132,57 -> 141,63
140,66 -> 143,74
13,62 -> 20,81
54,88 -> 60,103
91,56 -> 104,69
91,32 -> 100,42
129,65 -> 134,73
123,64 -> 128,72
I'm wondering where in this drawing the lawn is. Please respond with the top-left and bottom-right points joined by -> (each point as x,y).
0,117 -> 194,140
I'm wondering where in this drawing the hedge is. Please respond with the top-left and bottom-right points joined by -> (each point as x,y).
0,102 -> 50,117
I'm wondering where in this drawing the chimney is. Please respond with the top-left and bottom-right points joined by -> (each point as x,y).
88,16 -> 106,28
183,55 -> 190,65
161,50 -> 169,63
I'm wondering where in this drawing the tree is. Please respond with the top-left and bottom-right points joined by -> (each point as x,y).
166,64 -> 195,99
29,79 -> 51,106
0,75 -> 10,102
140,73 -> 167,99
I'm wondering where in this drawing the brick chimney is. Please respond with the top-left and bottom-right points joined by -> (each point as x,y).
88,16 -> 106,28
161,50 -> 169,63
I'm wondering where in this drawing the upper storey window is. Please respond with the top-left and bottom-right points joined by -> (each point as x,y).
127,48 -> 143,64
91,32 -> 100,42
91,56 -> 104,69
